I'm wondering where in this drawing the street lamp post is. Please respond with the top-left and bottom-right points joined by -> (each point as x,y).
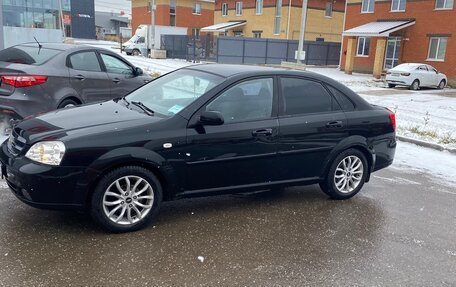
297,0 -> 308,64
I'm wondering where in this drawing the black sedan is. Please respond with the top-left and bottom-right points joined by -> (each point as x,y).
0,64 -> 396,232
0,43 -> 151,122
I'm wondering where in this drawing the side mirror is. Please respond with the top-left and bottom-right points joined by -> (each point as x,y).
199,111 -> 224,126
135,67 -> 144,76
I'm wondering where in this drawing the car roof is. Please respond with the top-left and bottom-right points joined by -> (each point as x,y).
15,42 -> 107,53
183,64 -> 286,77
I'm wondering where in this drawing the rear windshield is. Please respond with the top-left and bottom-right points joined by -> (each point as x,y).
0,46 -> 62,65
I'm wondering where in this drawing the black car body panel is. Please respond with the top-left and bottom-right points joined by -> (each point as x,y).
0,64 -> 396,210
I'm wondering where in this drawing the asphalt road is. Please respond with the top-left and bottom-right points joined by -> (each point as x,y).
0,166 -> 455,287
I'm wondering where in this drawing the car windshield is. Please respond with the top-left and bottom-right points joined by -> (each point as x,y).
125,69 -> 224,117
0,45 -> 62,65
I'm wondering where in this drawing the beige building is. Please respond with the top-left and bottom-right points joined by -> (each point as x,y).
206,0 -> 346,42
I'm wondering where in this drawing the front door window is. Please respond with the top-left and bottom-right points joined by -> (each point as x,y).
385,37 -> 401,69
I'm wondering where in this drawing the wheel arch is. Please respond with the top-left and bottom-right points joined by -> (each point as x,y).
321,136 -> 375,183
58,96 -> 83,108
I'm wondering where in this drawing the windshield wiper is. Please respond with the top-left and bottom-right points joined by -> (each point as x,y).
131,101 -> 154,116
121,97 -> 130,106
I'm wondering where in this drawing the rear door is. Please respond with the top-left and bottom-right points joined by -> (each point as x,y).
67,50 -> 111,103
99,52 -> 145,99
276,77 -> 348,181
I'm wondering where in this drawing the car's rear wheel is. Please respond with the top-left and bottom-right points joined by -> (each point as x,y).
410,80 -> 420,90
438,80 -> 446,90
388,83 -> 396,88
90,166 -> 163,233
132,49 -> 141,56
58,99 -> 79,109
319,149 -> 368,200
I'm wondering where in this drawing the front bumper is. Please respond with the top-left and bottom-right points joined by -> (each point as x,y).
0,143 -> 90,210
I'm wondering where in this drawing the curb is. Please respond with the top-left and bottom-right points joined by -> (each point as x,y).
397,135 -> 456,154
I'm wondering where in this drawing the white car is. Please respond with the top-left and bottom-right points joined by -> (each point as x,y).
385,63 -> 447,90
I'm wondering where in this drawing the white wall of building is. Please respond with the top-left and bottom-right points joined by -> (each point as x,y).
3,27 -> 64,48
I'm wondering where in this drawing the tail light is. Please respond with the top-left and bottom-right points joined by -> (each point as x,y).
387,108 -> 396,131
1,75 -> 48,88
400,72 -> 410,76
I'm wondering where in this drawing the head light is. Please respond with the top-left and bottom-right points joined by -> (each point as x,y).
25,141 -> 66,166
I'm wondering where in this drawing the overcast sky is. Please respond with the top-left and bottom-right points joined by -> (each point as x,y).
95,0 -> 132,15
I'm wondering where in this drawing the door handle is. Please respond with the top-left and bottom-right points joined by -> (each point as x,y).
74,74 -> 85,81
326,121 -> 344,128
112,78 -> 121,84
252,128 -> 273,136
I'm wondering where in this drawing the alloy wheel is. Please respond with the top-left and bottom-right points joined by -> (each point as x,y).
334,155 -> 364,194
102,175 -> 154,225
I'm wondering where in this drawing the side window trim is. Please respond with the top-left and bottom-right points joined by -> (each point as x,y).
278,76 -> 341,118
190,76 -> 278,126
324,84 -> 357,112
66,50 -> 104,72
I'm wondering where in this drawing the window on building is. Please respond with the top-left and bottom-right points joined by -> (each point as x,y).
435,0 -> 454,9
274,0 -> 282,34
256,0 -> 263,15
325,2 -> 333,17
170,0 -> 176,26
391,0 -> 406,11
428,37 -> 448,61
280,78 -> 335,116
361,0 -> 374,12
234,31 -> 243,37
192,28 -> 200,40
222,3 -> 228,16
236,2 -> 243,15
193,2 -> 201,14
357,37 -> 370,56
253,31 -> 262,38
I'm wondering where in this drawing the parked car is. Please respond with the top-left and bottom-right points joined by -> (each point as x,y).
0,64 -> 396,232
0,43 -> 151,123
385,63 -> 447,90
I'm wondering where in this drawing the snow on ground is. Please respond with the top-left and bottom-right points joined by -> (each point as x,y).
392,141 -> 456,188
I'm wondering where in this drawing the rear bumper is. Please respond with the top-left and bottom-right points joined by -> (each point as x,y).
0,143 -> 91,210
0,88 -> 55,119
385,76 -> 412,86
372,136 -> 396,172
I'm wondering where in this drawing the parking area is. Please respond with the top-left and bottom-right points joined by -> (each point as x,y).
0,143 -> 455,286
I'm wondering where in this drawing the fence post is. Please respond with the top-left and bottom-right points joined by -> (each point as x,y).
264,39 -> 268,64
242,38 -> 245,64
305,43 -> 309,65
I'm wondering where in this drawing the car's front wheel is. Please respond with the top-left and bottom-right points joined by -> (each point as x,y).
319,149 -> 368,200
90,166 -> 163,233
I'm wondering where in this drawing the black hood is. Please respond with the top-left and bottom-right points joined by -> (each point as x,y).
16,101 -> 163,143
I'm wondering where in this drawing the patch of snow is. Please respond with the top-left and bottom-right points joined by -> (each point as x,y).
392,142 -> 456,188
197,256 -> 204,263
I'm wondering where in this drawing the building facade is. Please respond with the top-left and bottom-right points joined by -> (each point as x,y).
131,0 -> 214,36
95,11 -> 129,39
210,0 -> 345,42
1,0 -> 95,49
341,0 -> 456,85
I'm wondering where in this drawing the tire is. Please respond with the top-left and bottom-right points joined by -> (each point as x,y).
410,79 -> 420,91
132,49 -> 141,56
388,84 -> 396,88
90,166 -> 163,233
438,80 -> 446,90
58,99 -> 79,109
319,149 -> 368,200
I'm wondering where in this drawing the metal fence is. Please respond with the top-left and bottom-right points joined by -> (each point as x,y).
161,34 -> 217,62
216,37 -> 341,66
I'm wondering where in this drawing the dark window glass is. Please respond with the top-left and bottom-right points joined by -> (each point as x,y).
69,51 -> 102,72
281,78 -> 333,115
327,85 -> 355,111
207,78 -> 274,123
0,45 -> 61,65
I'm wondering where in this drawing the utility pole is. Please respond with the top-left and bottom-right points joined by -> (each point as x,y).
297,0 -> 308,64
58,0 -> 66,39
149,0 -> 156,52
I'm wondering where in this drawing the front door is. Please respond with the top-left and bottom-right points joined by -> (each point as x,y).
184,77 -> 278,192
384,37 -> 401,69
276,77 -> 348,181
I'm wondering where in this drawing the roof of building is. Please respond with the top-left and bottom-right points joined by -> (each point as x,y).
201,21 -> 247,32
343,20 -> 416,37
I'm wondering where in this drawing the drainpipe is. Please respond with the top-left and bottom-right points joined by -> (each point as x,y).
339,0 -> 348,70
286,0 -> 292,40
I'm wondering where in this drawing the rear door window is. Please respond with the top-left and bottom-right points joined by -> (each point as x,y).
0,45 -> 61,65
69,51 -> 102,72
280,77 -> 335,116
